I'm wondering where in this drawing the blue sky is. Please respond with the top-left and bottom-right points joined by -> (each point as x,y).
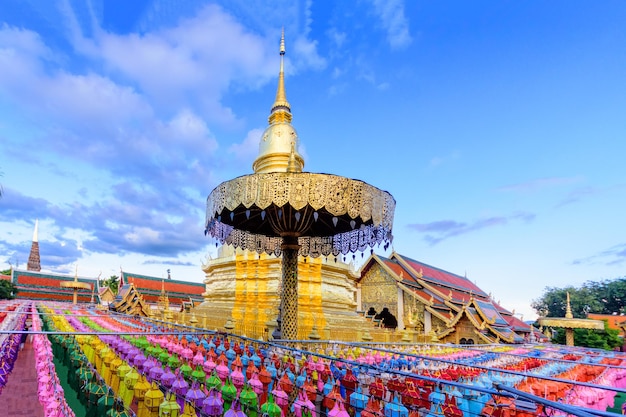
1,0 -> 625,320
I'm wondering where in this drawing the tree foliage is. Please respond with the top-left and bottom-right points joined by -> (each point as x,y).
0,280 -> 18,299
532,277 -> 626,317
100,275 -> 120,295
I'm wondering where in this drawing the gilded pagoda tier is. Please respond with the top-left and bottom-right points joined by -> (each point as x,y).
197,247 -> 372,336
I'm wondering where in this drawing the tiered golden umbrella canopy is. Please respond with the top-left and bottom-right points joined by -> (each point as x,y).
205,32 -> 395,340
60,267 -> 92,305
538,292 -> 604,346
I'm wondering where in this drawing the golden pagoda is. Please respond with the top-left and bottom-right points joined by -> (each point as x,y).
197,31 -> 393,341
198,32 -> 530,344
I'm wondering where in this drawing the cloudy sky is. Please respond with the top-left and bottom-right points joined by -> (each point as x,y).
1,0 -> 625,319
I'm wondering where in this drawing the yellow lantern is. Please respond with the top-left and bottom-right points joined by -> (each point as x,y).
181,401 -> 198,417
144,381 -> 165,417
134,375 -> 151,417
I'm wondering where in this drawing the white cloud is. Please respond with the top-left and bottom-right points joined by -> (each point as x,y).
96,5 -> 276,119
370,0 -> 412,49
429,150 -> 461,169
229,127 -> 264,164
327,27 -> 347,49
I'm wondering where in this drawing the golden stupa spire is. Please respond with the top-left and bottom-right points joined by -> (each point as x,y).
286,141 -> 299,173
252,29 -> 304,174
269,28 -> 291,124
565,292 -> 573,319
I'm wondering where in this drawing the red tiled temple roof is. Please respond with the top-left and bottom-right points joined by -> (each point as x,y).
362,253 -> 528,343
473,298 -> 510,327
379,257 -> 448,307
396,254 -> 488,297
502,313 -> 532,332
11,269 -> 95,303
121,271 -> 204,305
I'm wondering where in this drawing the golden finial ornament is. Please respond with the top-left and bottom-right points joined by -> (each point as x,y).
565,292 -> 573,319
271,27 -> 290,118
286,141 -> 299,173
252,29 -> 304,173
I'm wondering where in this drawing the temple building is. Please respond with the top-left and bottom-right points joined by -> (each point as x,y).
7,221 -> 206,307
198,246 -> 534,343
358,253 -> 533,344
119,271 -> 205,306
10,268 -> 96,303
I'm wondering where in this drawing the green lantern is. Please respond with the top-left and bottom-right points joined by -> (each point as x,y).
159,391 -> 181,417
167,354 -> 181,369
260,394 -> 282,417
239,384 -> 259,417
221,378 -> 237,411
206,371 -> 221,391
191,365 -> 206,382
86,375 -> 107,417
97,388 -> 117,416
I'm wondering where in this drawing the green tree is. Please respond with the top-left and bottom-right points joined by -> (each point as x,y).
534,279 -> 626,350
584,278 -> 626,315
531,286 -> 602,318
532,278 -> 626,318
0,280 -> 18,299
100,274 -> 120,295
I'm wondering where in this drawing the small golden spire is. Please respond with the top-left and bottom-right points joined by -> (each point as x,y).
286,141 -> 300,173
269,28 -> 292,124
565,292 -> 573,319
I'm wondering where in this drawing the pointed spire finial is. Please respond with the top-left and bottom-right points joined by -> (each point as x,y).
280,27 -> 285,55
252,29 -> 304,174
33,219 -> 39,242
565,292 -> 573,319
27,219 -> 41,271
286,141 -> 300,173
269,28 -> 291,123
